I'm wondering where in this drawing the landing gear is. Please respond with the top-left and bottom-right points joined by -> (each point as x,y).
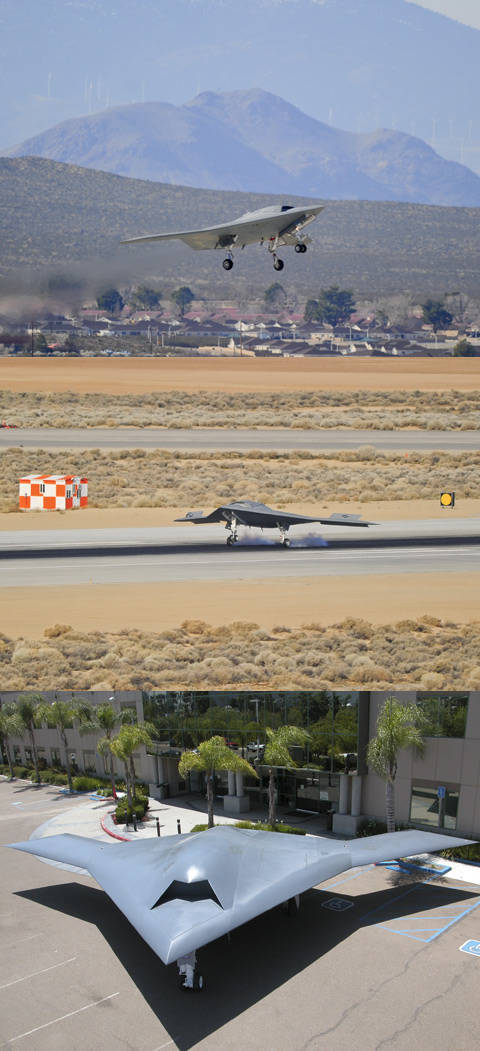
282,537 -> 291,548
273,257 -> 284,271
177,951 -> 204,991
278,525 -> 290,547
226,517 -> 238,545
222,257 -> 233,270
294,242 -> 307,254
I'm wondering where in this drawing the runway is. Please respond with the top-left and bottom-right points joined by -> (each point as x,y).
1,427 -> 479,452
1,519 -> 477,587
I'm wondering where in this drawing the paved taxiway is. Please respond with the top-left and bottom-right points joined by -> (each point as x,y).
1,519 -> 477,587
1,427 -> 479,452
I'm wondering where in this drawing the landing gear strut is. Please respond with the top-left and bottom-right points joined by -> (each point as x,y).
278,525 -> 290,548
226,517 -> 239,545
177,951 -> 204,991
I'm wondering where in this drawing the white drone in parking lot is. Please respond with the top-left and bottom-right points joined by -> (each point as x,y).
9,827 -> 473,991
121,202 -> 324,271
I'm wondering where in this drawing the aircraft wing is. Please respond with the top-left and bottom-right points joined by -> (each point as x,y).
175,504 -> 374,528
8,827 -> 474,966
121,204 -> 325,251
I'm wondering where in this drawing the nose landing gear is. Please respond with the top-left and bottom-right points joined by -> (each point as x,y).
222,256 -> 233,270
273,256 -> 284,271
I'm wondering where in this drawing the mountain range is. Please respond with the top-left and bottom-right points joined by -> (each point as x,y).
1,156 -> 480,298
7,89 -> 480,206
0,0 -> 479,175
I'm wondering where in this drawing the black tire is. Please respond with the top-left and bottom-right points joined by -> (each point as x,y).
294,243 -> 303,253
301,243 -> 307,253
222,258 -> 233,270
226,535 -> 234,545
282,538 -> 290,548
194,974 -> 204,991
273,258 -> 284,271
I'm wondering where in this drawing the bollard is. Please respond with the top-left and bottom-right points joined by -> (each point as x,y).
156,817 -> 161,837
133,811 -> 137,832
177,818 -> 181,834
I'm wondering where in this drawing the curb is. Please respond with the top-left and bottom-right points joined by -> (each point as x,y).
101,811 -> 128,842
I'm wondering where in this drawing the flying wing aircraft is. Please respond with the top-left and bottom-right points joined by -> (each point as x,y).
176,499 -> 374,546
121,202 -> 324,271
9,827 -> 474,990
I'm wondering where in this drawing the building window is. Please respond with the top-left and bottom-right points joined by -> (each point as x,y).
410,782 -> 459,831
51,749 -> 61,767
416,696 -> 468,738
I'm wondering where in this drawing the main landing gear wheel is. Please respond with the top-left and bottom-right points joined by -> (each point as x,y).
295,243 -> 307,254
273,258 -> 284,271
222,258 -> 233,270
282,537 -> 291,548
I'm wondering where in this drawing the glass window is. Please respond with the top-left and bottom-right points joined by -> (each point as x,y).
410,782 -> 459,831
416,696 -> 468,738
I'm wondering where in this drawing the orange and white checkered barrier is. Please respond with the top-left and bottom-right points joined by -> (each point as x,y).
19,474 -> 88,511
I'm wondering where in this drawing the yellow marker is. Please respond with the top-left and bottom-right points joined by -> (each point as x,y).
440,491 -> 455,508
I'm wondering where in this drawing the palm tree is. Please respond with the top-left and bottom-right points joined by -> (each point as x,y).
179,736 -> 258,829
82,701 -> 128,799
36,698 -> 85,793
0,704 -> 24,779
264,726 -> 310,827
109,723 -> 155,810
17,694 -> 44,782
367,698 -> 426,833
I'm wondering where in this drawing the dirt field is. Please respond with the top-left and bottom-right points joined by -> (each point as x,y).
2,498 -> 479,531
1,356 -> 479,394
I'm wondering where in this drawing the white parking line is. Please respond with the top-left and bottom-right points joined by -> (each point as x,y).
2,992 -> 119,1045
0,956 -> 77,991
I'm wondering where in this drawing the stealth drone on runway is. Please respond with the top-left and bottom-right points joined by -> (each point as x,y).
176,499 -> 373,546
121,202 -> 324,270
9,827 -> 473,990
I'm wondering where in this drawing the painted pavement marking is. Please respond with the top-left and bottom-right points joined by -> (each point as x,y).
1,992 -> 120,1046
0,957 -> 77,991
459,939 -> 480,957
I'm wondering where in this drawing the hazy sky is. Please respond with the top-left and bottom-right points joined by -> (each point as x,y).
411,1 -> 480,29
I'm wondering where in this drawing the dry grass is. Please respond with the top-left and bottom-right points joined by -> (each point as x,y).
2,446 -> 479,512
1,388 -> 480,429
1,616 -> 480,691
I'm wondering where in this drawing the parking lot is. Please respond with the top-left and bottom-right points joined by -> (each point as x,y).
1,780 -> 479,1051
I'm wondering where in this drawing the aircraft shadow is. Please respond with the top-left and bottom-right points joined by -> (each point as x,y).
16,876 -> 478,1050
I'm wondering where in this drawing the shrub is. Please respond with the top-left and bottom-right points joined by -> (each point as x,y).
114,793 -> 149,824
440,843 -> 480,864
72,775 -> 102,793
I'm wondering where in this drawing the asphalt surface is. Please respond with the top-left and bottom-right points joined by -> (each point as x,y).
1,427 -> 479,452
0,520 -> 478,587
1,780 -> 480,1051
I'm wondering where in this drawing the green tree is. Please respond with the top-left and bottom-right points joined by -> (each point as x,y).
82,702 -> 127,799
0,704 -> 24,778
316,286 -> 355,327
36,699 -> 90,793
264,283 -> 287,310
16,694 -> 44,782
367,699 -> 426,832
179,736 -> 257,828
96,288 -> 124,313
129,285 -> 162,310
109,723 -> 155,810
171,286 -> 194,317
264,725 -> 310,826
304,298 -> 319,323
421,298 -> 453,332
453,338 -> 476,357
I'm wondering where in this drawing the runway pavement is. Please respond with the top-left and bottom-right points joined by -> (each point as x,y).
1,519 -> 478,587
1,426 -> 479,452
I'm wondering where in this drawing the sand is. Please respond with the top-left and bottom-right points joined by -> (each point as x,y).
2,499 -> 479,532
4,572 -> 478,639
1,356 -> 479,394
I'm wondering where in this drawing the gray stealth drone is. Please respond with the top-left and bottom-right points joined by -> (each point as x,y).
121,202 -> 324,271
9,827 -> 473,989
176,499 -> 373,546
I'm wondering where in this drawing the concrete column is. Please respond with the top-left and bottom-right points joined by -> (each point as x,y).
339,773 -> 350,815
235,773 -> 244,797
157,758 -> 165,783
351,775 -> 363,817
228,771 -> 236,796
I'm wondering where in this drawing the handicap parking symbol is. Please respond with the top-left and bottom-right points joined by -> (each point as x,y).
459,940 -> 480,957
322,897 -> 354,912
